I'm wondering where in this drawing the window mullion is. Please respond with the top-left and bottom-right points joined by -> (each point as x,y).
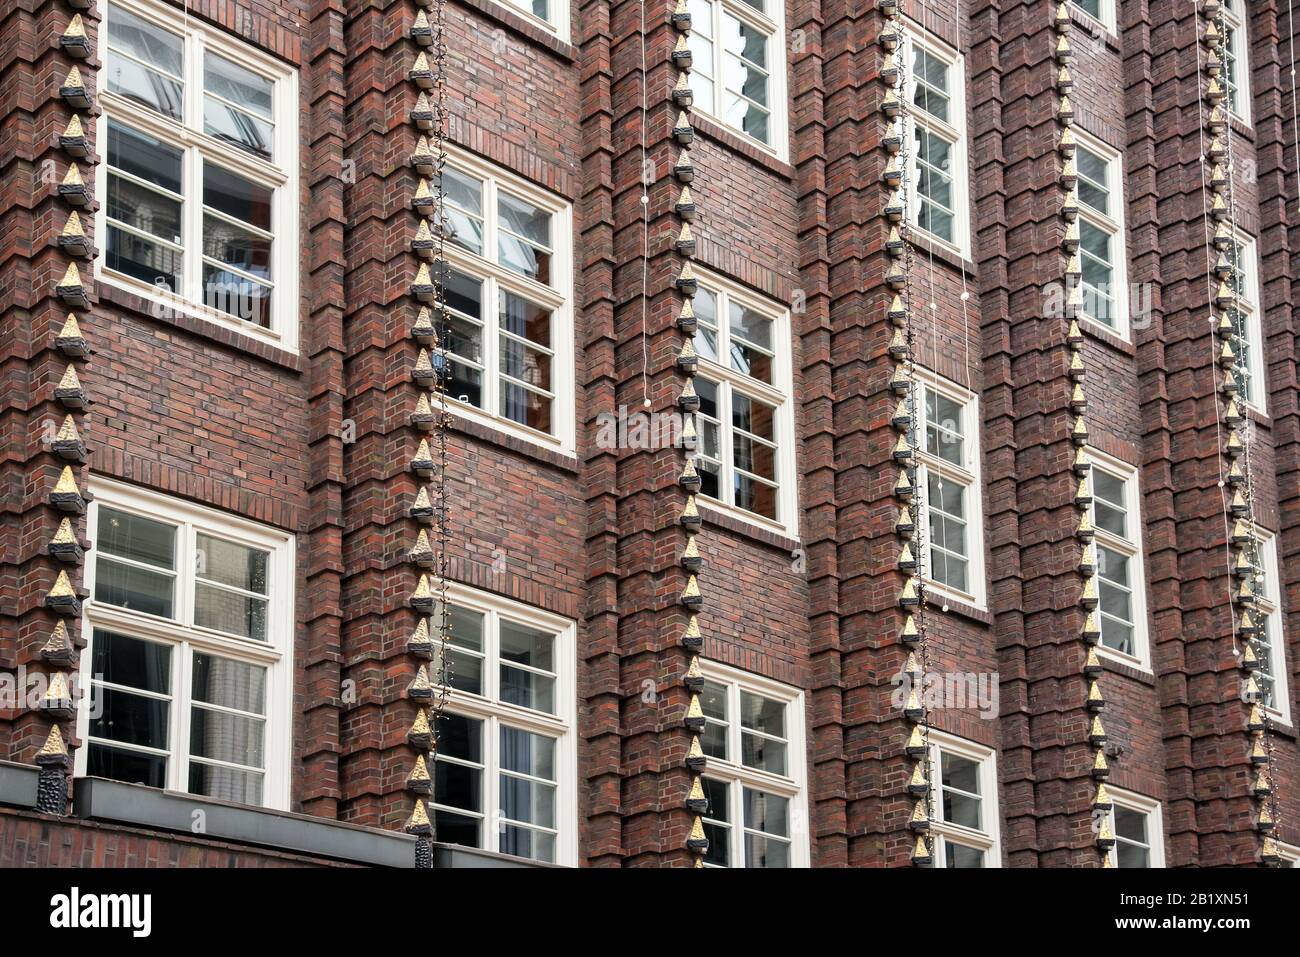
174,640 -> 193,793
485,714 -> 500,853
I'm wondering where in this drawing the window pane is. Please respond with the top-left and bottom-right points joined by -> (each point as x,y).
500,621 -> 556,714
915,128 -> 956,242
204,164 -> 273,231
925,390 -> 966,465
107,4 -> 183,76
945,840 -> 986,868
87,743 -> 167,788
500,381 -> 552,433
1080,220 -> 1117,327
501,826 -> 555,863
442,168 -> 486,256
499,298 -> 551,380
702,679 -> 729,760
740,691 -> 784,736
195,583 -> 269,640
912,49 -> 951,123
99,508 -> 176,568
1076,147 -> 1110,216
694,289 -> 720,363
733,392 -> 776,441
500,777 -> 556,829
203,215 -> 272,282
204,53 -> 274,120
107,121 -> 184,194
741,730 -> 787,775
733,433 -> 776,481
433,604 -> 485,694
434,811 -> 481,849
434,713 -> 483,813
191,653 -> 266,715
95,559 -> 175,618
437,268 -> 485,410
91,630 -> 172,693
735,474 -> 778,519
721,14 -> 768,70
1114,806 -> 1147,843
743,789 -> 790,836
500,727 -> 557,781
202,263 -> 271,328
106,5 -> 183,118
941,752 -> 982,829
106,227 -> 183,293
702,777 -> 731,867
744,832 -> 791,867
196,535 -> 268,593
189,708 -> 265,769
188,762 -> 263,804
728,304 -> 774,382
91,687 -> 169,751
108,175 -> 182,244
498,193 -> 551,283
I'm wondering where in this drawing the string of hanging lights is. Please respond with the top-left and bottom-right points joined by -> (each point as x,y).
403,0 -> 451,869
1196,0 -> 1281,866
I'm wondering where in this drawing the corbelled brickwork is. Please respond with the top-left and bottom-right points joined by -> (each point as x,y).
1,0 -> 1298,867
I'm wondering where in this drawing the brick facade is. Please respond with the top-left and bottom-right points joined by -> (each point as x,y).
1,0 -> 1297,866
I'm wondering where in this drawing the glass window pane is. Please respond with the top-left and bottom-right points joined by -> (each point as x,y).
741,730 -> 787,775
740,691 -> 784,735
108,4 -> 183,76
203,215 -> 272,283
204,53 -> 274,120
204,164 -> 273,231
735,474 -> 778,519
189,707 -> 265,768
105,55 -> 183,120
743,789 -> 789,835
196,534 -> 269,594
191,653 -> 266,714
500,726 -> 557,782
91,630 -> 172,694
441,167 -> 484,255
500,381 -> 552,433
88,743 -> 167,788
434,810 -> 481,849
108,121 -> 183,194
941,752 -> 982,829
106,227 -> 184,293
90,687 -> 169,751
733,392 -> 776,441
1114,806 -> 1147,843
188,762 -> 262,804
500,777 -> 556,829
744,832 -> 791,867
204,94 -> 275,160
500,621 -> 556,714
194,583 -> 269,640
108,174 -> 182,244
434,714 -> 483,813
99,508 -> 176,568
945,840 -> 986,868
702,777 -> 730,867
202,263 -> 272,328
95,559 -> 175,619
500,825 -> 555,862
498,194 -> 551,282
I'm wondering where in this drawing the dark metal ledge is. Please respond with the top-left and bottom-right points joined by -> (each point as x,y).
73,777 -> 416,868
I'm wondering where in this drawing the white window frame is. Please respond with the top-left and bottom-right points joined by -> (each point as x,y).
438,145 -> 576,456
928,730 -> 1002,868
1070,0 -> 1116,33
1279,841 -> 1300,866
93,0 -> 300,353
1222,0 -> 1252,127
74,478 -> 296,811
490,0 -> 571,43
698,660 -> 810,868
430,583 -> 577,866
1248,530 -> 1292,727
1089,451 -> 1153,672
1108,787 -> 1166,868
913,368 -> 987,610
692,268 -> 799,538
1227,230 -> 1267,414
685,0 -> 791,161
899,25 -> 972,259
1073,131 -> 1131,340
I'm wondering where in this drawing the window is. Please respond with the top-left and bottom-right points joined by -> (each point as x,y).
1089,454 -> 1152,669
493,0 -> 570,41
685,0 -> 789,157
1279,842 -> 1300,867
433,150 -> 576,453
1074,135 -> 1130,337
1241,531 -> 1291,726
928,732 -> 1001,867
75,480 -> 295,809
94,0 -> 299,351
691,273 -> 797,535
911,373 -> 986,608
900,29 -> 970,255
1225,232 -> 1265,412
1222,0 -> 1251,125
697,664 -> 809,867
1107,789 -> 1165,867
1070,0 -> 1116,32
429,587 -> 576,865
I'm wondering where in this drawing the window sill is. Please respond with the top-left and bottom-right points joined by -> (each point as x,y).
698,499 -> 801,553
691,112 -> 795,181
445,406 -> 579,474
100,279 -> 304,373
1067,7 -> 1120,51
1097,647 -> 1156,684
918,586 -> 992,626
459,0 -> 576,61
1079,315 -> 1136,356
